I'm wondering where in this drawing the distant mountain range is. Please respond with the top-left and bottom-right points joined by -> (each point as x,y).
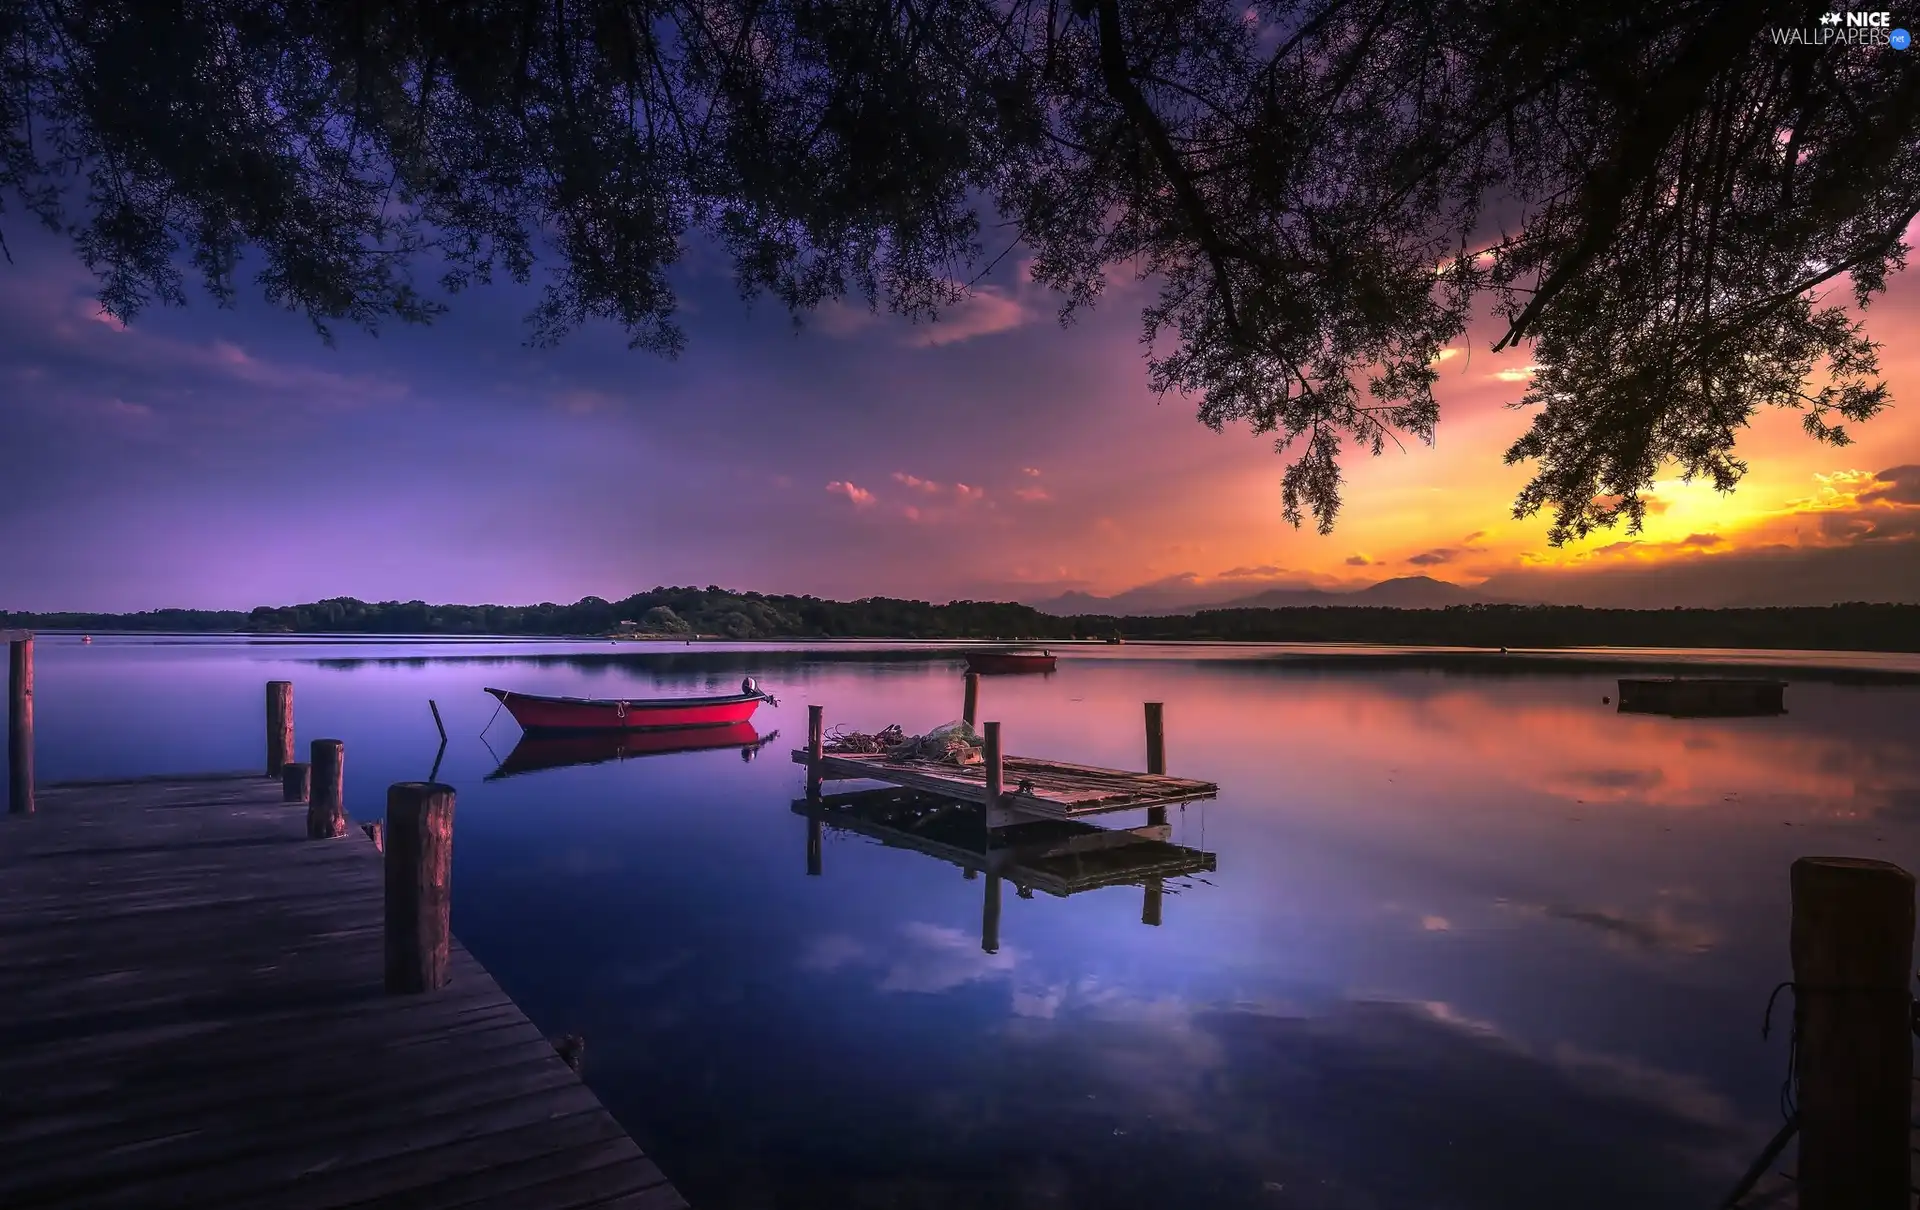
1027,575 -> 1501,616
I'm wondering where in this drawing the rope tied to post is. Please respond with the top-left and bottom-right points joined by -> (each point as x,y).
1760,977 -> 1920,1122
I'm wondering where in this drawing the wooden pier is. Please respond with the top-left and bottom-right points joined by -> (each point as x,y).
0,769 -> 686,1210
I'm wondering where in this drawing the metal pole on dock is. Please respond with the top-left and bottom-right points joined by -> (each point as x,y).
1790,856 -> 1914,1209
281,761 -> 311,804
307,739 -> 346,839
385,781 -> 456,994
963,672 -> 980,728
806,817 -> 823,876
806,704 -> 825,798
266,681 -> 294,777
9,635 -> 32,816
982,873 -> 1002,954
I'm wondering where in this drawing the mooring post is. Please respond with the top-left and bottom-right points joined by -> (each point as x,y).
963,671 -> 980,728
1143,879 -> 1164,927
982,873 -> 1002,954
8,635 -> 32,816
984,720 -> 1003,804
806,816 -> 823,876
362,820 -> 384,853
307,739 -> 346,839
1144,701 -> 1165,774
806,704 -> 824,798
281,761 -> 311,804
266,680 -> 293,777
1790,855 -> 1914,1209
385,781 -> 456,994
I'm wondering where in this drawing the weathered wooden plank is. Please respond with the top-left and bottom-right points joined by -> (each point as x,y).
428,1153 -> 675,1210
202,1107 -> 633,1210
0,773 -> 683,1210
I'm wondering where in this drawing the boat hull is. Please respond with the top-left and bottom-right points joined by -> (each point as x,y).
1616,678 -> 1787,718
964,652 -> 1058,675
485,687 -> 765,732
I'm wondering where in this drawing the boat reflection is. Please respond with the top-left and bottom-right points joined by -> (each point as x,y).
794,787 -> 1216,953
487,723 -> 780,779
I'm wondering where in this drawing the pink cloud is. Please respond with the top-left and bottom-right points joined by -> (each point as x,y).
954,483 -> 985,502
826,480 -> 875,507
905,287 -> 1030,347
812,299 -> 880,338
892,472 -> 942,494
1021,466 -> 1042,477
1013,486 -> 1052,503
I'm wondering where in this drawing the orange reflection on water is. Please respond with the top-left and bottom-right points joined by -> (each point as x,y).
1141,673 -> 1920,822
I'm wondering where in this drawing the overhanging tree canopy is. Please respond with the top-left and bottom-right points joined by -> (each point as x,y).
4,0 -> 1914,540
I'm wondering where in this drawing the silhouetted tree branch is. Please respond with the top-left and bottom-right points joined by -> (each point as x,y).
3,0 -> 1915,539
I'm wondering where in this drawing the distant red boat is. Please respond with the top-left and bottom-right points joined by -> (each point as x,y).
484,678 -> 776,733
964,650 -> 1058,675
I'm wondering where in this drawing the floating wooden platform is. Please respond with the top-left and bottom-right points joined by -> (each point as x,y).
1617,677 -> 1787,718
0,772 -> 686,1210
789,750 -> 1216,823
793,786 -> 1217,896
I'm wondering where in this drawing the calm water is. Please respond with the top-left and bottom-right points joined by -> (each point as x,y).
16,634 -> 1920,1209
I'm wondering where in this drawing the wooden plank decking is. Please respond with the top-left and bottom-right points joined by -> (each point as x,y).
790,749 -> 1218,820
0,773 -> 686,1210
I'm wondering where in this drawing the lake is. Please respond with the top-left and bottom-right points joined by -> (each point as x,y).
15,634 -> 1920,1209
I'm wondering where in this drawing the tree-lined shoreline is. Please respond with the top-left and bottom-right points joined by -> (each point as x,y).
4,590 -> 1918,652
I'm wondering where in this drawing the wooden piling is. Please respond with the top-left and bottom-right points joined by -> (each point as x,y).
806,817 -> 823,876
963,671 -> 980,728
1790,855 -> 1914,1210
280,761 -> 311,804
362,820 -> 384,853
306,739 -> 346,839
9,635 -> 32,816
806,704 -> 824,797
982,873 -> 1002,954
984,721 -> 1004,805
1144,701 -> 1166,775
385,781 -> 456,994
266,681 -> 293,777
1143,879 -> 1163,926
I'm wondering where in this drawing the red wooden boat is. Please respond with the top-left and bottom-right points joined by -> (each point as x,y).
484,677 -> 776,733
963,649 -> 1058,675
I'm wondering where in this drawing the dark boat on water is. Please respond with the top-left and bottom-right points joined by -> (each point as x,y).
1616,677 -> 1787,718
964,649 -> 1058,675
484,677 -> 777,732
487,723 -> 778,779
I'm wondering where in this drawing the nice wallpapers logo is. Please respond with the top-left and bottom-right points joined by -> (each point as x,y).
1771,11 -> 1912,47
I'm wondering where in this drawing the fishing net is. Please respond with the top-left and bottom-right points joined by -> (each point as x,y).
824,720 -> 984,765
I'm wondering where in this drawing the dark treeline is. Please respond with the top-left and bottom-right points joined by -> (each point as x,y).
5,591 -> 1919,652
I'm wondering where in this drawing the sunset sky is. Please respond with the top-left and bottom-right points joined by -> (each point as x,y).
3,219 -> 1918,613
